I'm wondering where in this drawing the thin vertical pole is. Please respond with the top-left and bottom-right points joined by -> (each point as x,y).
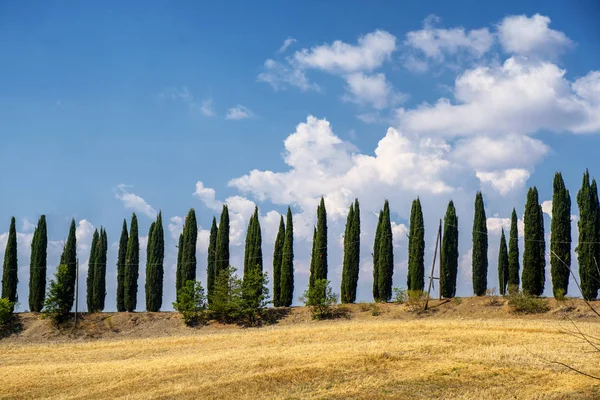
425,219 -> 442,311
439,219 -> 443,301
74,258 -> 79,329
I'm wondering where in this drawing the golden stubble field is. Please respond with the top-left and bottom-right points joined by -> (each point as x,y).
1,301 -> 600,399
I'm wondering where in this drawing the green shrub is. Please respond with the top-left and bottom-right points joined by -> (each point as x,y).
300,279 -> 338,320
0,298 -> 14,327
392,287 -> 407,304
43,265 -> 71,324
238,267 -> 270,326
173,280 -> 207,326
508,291 -> 550,314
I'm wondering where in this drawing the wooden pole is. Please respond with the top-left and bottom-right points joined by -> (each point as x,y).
74,258 -> 79,329
425,219 -> 442,311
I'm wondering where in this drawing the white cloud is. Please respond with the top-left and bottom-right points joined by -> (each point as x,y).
193,181 -> 222,211
541,200 -> 553,217
279,37 -> 297,53
226,105 -> 254,120
197,99 -> 216,117
114,184 -> 157,218
404,14 -> 494,61
21,219 -> 35,233
343,72 -> 407,109
257,59 -> 321,92
293,30 -> 396,73
486,217 -> 524,237
476,169 -> 531,195
391,221 -> 408,248
168,216 -> 184,240
497,14 -> 573,58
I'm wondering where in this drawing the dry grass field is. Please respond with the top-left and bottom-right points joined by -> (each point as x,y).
1,299 -> 600,399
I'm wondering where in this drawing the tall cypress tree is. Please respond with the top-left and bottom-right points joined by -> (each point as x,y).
408,198 -> 425,292
498,229 -> 509,295
93,228 -> 108,312
522,187 -> 546,296
124,213 -> 139,312
60,219 -> 77,311
28,215 -> 47,312
146,212 -> 164,312
507,209 -> 520,292
373,208 -> 383,301
309,227 -> 317,289
551,173 -> 571,298
576,170 -> 600,300
280,207 -> 294,307
377,200 -> 394,301
207,217 -> 218,303
309,197 -> 328,290
441,201 -> 458,298
181,209 -> 198,285
176,233 -> 183,296
1,217 -> 18,305
591,179 -> 600,298
116,219 -> 128,312
472,192 -> 488,296
243,213 -> 255,276
215,205 -> 230,278
86,229 -> 100,312
341,199 -> 360,304
243,206 -> 263,277
272,215 -> 285,307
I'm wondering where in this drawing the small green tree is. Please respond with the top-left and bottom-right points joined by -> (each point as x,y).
209,265 -> 242,322
301,278 -> 338,320
0,298 -> 15,327
238,267 -> 270,326
172,280 -> 207,326
43,265 -> 71,323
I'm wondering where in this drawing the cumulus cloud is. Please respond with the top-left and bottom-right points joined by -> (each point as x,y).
486,216 -> 524,237
193,181 -> 222,211
279,37 -> 297,53
343,72 -> 407,109
497,14 -> 573,59
225,105 -> 254,120
168,216 -> 184,240
257,59 -> 320,92
114,184 -> 157,218
541,200 -> 553,217
476,169 -> 531,195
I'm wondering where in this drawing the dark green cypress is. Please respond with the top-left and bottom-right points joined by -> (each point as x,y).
341,199 -> 360,304
60,219 -> 77,311
550,173 -> 571,298
124,213 -> 139,312
592,179 -> 600,297
498,229 -> 509,295
441,201 -> 458,298
252,207 -> 263,274
373,209 -> 383,301
146,212 -> 164,312
309,197 -> 328,289
116,219 -> 128,312
507,209 -> 520,291
576,170 -> 599,300
215,205 -> 230,277
472,192 -> 488,296
94,228 -> 108,312
522,187 -> 546,296
207,217 -> 218,303
86,229 -> 100,312
272,215 -> 285,307
181,209 -> 198,285
176,233 -> 183,296
243,213 -> 255,276
280,207 -> 294,307
408,198 -> 425,292
377,200 -> 394,301
28,215 -> 47,312
1,217 -> 18,305
309,227 -> 317,289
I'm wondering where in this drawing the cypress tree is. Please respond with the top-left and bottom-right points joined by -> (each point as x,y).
408,198 -> 425,292
522,187 -> 546,296
341,199 -> 360,304
86,229 -> 100,312
124,213 -> 139,312
1,217 -> 18,305
507,209 -> 520,292
498,229 -> 509,295
272,215 -> 285,307
28,215 -> 47,312
280,207 -> 294,307
576,170 -> 600,300
215,205 -> 230,277
309,197 -> 328,289
60,219 -> 77,311
377,200 -> 394,301
146,212 -> 164,312
373,208 -> 383,301
472,192 -> 488,296
181,209 -> 198,285
176,233 -> 183,296
94,228 -> 108,312
441,201 -> 458,298
592,179 -> 600,297
243,206 -> 263,277
550,173 -> 571,298
309,227 -> 317,289
207,217 -> 218,303
243,213 -> 255,276
116,219 -> 128,312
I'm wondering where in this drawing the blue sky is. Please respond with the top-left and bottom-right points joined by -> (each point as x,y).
1,1 -> 599,311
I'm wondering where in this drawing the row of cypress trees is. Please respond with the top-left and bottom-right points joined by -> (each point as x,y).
272,207 -> 294,306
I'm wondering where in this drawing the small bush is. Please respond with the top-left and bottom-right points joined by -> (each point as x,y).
508,291 -> 550,314
358,303 -> 372,312
371,303 -> 381,316
554,288 -> 567,302
485,288 -> 503,306
406,290 -> 426,313
392,287 -> 407,304
0,298 -> 14,327
173,280 -> 207,326
300,279 -> 338,320
43,265 -> 71,324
